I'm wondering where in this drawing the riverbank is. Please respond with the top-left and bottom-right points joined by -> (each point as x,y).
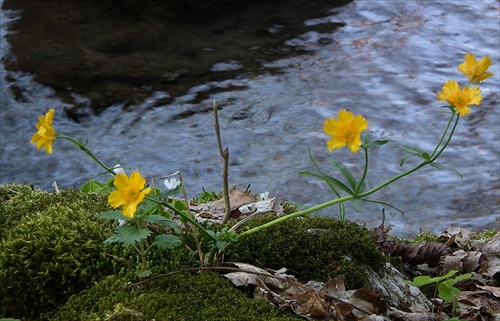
0,184 -> 498,320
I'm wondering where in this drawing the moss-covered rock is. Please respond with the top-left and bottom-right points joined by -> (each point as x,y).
43,271 -> 302,321
226,214 -> 387,289
0,185 -> 128,319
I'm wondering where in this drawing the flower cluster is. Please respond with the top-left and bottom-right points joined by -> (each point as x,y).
437,53 -> 494,116
323,53 -> 494,152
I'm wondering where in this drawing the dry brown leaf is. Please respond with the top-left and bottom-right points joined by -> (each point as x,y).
471,232 -> 500,254
442,250 -> 488,274
386,307 -> 443,321
348,288 -> 387,317
320,275 -> 348,300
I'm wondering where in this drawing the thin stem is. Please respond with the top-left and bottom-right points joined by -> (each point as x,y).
154,198 -> 215,242
236,194 -> 353,240
178,172 -> 204,264
430,114 -> 460,162
307,148 -> 345,219
56,134 -> 114,175
429,111 -> 457,159
355,146 -> 369,196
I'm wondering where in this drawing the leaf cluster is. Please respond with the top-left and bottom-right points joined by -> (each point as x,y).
406,270 -> 471,314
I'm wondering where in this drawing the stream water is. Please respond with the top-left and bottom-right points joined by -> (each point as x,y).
1,0 -> 499,237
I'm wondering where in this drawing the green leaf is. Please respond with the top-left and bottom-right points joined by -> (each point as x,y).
371,139 -> 393,147
361,199 -> 405,216
438,282 -> 454,301
362,133 -> 393,149
393,144 -> 431,164
350,198 -> 363,212
104,226 -> 152,246
155,234 -> 181,250
356,181 -> 366,193
454,273 -> 472,282
299,170 -> 354,195
81,180 -> 106,193
407,275 -> 434,287
330,159 -> 357,191
96,210 -> 128,221
430,162 -> 463,179
144,215 -> 180,230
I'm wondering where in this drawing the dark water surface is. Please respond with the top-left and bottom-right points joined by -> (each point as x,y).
1,0 -> 499,237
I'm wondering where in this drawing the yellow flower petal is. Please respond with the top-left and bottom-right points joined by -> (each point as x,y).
458,53 -> 494,83
437,80 -> 482,116
108,171 -> 151,219
31,109 -> 57,154
324,109 -> 368,153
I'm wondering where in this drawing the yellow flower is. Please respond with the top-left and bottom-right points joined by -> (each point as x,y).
324,109 -> 368,153
108,171 -> 152,218
30,109 -> 56,154
458,53 -> 494,83
437,80 -> 482,116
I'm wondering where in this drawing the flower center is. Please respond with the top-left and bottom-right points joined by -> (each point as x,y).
341,127 -> 354,143
127,189 -> 139,201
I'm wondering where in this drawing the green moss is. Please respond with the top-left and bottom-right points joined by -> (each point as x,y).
226,214 -> 386,289
45,272 -> 302,321
0,185 -> 131,319
470,229 -> 498,240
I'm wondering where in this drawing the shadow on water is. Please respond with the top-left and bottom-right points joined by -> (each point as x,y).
1,0 -> 350,120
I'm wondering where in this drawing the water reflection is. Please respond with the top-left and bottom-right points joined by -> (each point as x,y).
0,0 -> 499,237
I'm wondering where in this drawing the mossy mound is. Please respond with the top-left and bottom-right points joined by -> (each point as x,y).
43,271 -> 302,321
0,185 -> 129,319
0,184 -> 386,320
226,214 -> 386,289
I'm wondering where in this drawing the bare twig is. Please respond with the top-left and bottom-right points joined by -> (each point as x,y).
213,100 -> 231,224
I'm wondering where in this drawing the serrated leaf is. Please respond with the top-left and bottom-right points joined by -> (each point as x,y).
155,234 -> 181,250
299,170 -> 354,195
330,159 -> 357,191
104,226 -> 152,246
96,210 -> 128,221
144,215 -> 180,230
430,162 -> 463,179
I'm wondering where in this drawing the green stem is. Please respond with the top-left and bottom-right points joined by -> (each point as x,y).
56,134 -> 115,175
308,148 -> 345,219
236,194 -> 353,240
429,111 -> 457,159
430,114 -> 460,162
355,146 -> 369,195
149,197 -> 215,242
139,240 -> 148,272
